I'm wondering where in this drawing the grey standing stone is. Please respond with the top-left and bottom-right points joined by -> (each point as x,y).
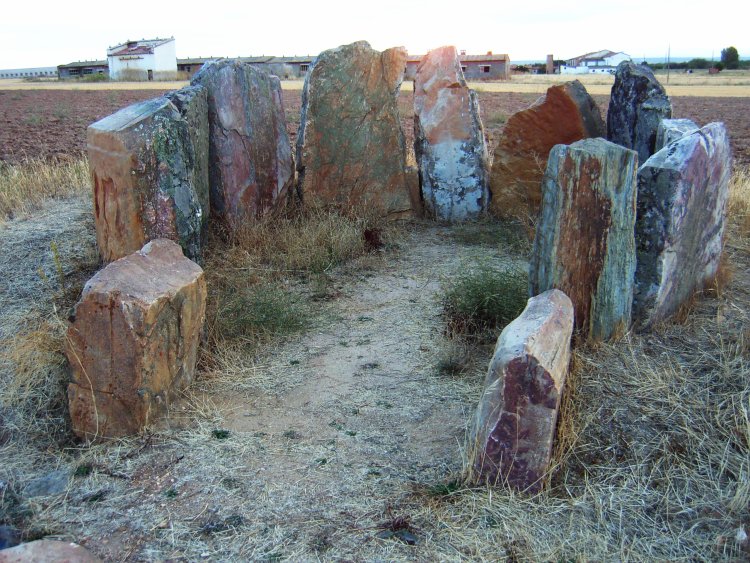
88,97 -> 203,263
470,289 -> 574,493
607,61 -> 672,163
192,60 -> 294,230
413,46 -> 489,221
530,138 -> 638,341
655,118 -> 699,151
634,122 -> 732,328
166,85 -> 210,234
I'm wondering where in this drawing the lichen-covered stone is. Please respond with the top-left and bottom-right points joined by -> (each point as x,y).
88,97 -> 203,262
489,80 -> 605,220
654,118 -> 699,151
192,60 -> 294,229
413,46 -> 489,221
296,41 -> 412,217
530,138 -> 638,341
65,239 -> 206,441
607,61 -> 672,163
166,85 -> 210,233
634,122 -> 732,327
470,289 -> 573,493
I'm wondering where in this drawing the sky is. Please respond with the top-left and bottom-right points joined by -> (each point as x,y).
1,0 -> 748,69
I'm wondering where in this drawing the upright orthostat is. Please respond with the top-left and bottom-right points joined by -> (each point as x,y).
296,41 -> 414,217
414,46 -> 489,221
88,97 -> 204,263
489,80 -> 605,221
530,138 -> 638,341
192,59 -> 294,230
65,239 -> 206,441
471,289 -> 574,493
607,61 -> 672,163
634,122 -> 732,327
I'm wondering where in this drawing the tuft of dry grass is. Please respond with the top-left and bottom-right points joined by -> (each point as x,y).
728,164 -> 750,239
0,157 -> 90,221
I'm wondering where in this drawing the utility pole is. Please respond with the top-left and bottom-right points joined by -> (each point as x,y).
666,44 -> 671,84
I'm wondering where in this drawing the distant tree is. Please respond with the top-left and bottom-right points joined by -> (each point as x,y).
687,58 -> 710,69
721,46 -> 740,70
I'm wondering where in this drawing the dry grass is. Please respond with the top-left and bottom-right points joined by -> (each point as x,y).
728,165 -> 750,239
0,157 -> 89,221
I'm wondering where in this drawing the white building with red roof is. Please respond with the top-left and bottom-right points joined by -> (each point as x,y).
107,37 -> 177,81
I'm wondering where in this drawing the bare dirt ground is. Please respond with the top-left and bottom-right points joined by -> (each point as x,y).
1,88 -> 749,166
0,201 -> 524,560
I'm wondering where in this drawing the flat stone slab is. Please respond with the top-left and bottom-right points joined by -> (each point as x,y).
65,239 -> 206,440
470,289 -> 574,493
0,540 -> 101,562
88,97 -> 203,262
489,80 -> 605,221
414,45 -> 489,222
296,41 -> 412,217
192,60 -> 293,230
607,61 -> 672,163
634,122 -> 732,327
530,138 -> 638,341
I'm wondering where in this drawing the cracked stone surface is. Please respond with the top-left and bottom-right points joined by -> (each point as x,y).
192,60 -> 293,231
65,239 -> 206,441
413,46 -> 489,222
87,97 -> 204,263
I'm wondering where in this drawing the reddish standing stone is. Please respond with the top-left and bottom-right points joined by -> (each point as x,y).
65,239 -> 206,441
489,80 -> 605,221
88,97 -> 204,263
529,138 -> 638,341
470,289 -> 574,493
192,60 -> 294,230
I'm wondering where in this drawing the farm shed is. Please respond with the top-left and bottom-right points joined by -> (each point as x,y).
0,67 -> 58,79
405,51 -> 511,80
108,38 -> 177,81
57,61 -> 108,79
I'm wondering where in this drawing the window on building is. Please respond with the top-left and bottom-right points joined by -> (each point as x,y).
480,65 -> 491,73
300,64 -> 309,73
461,66 -> 467,73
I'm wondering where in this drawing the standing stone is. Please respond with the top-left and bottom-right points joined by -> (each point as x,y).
192,60 -> 294,230
489,80 -> 605,220
413,45 -> 489,222
655,118 -> 699,151
470,289 -> 574,493
296,41 -> 412,217
530,138 -> 638,341
166,85 -> 210,234
607,61 -> 672,163
88,97 -> 203,263
634,122 -> 732,327
65,239 -> 206,441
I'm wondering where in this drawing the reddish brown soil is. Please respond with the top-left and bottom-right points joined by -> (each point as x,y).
0,88 -> 748,166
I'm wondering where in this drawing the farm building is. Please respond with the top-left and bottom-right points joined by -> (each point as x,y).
0,67 -> 58,79
57,61 -> 108,79
405,51 -> 511,80
107,38 -> 177,81
561,50 -> 631,74
177,56 -> 314,79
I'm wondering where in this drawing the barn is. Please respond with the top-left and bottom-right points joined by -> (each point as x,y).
405,51 -> 511,81
107,38 -> 177,81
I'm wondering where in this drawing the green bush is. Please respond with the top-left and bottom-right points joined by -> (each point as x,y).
216,283 -> 309,341
441,262 -> 528,338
